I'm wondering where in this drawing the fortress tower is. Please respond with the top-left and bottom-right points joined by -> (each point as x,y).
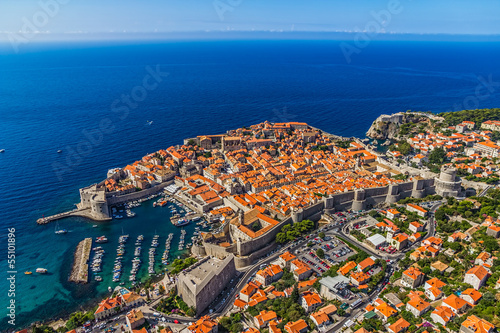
385,184 -> 400,204
411,179 -> 426,199
435,166 -> 462,197
352,189 -> 366,211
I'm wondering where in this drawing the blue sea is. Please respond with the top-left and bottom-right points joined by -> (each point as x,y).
1,39 -> 500,330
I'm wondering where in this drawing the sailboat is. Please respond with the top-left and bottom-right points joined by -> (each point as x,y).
55,222 -> 67,235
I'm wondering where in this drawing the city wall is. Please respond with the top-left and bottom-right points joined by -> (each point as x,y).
106,181 -> 174,206
198,178 -> 436,268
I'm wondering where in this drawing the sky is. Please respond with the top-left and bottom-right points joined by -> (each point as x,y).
1,0 -> 500,41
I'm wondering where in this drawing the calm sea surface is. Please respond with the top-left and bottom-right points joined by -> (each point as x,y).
1,39 -> 500,329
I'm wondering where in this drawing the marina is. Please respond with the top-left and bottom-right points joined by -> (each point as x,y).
33,191 -> 213,313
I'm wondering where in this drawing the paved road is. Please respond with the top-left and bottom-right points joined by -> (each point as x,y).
211,237 -> 313,317
324,202 -> 442,332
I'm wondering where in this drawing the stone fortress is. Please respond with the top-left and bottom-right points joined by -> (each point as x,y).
40,121 -> 463,269
193,168 -> 461,268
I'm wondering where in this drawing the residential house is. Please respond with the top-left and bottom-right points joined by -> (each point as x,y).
240,282 -> 259,302
255,265 -> 283,287
460,315 -> 495,333
408,221 -> 424,233
375,300 -> 398,322
186,316 -> 218,333
386,209 -> 401,219
126,309 -> 145,331
357,257 -> 375,272
310,310 -> 331,329
284,319 -> 308,333
464,265 -> 489,290
300,291 -> 323,313
486,225 -> 500,238
387,318 -> 410,333
94,296 -> 123,321
254,310 -> 277,329
442,294 -> 469,314
406,296 -> 431,317
431,306 -> 455,327
407,204 -> 428,217
401,267 -> 425,288
391,233 -> 409,250
460,289 -> 482,306
290,259 -> 312,281
278,252 -> 297,269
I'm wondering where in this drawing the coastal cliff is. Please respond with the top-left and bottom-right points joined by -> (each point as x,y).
366,112 -> 436,140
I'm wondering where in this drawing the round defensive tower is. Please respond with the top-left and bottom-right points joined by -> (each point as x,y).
435,166 -> 462,197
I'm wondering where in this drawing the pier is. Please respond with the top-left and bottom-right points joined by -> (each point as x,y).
170,213 -> 204,225
69,238 -> 92,284
36,208 -> 111,225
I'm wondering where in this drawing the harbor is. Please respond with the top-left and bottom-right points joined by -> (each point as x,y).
69,238 -> 92,284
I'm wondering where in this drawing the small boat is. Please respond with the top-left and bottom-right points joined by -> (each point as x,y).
0,149 -> 4,153
175,219 -> 190,227
36,268 -> 47,274
95,276 -> 102,282
92,225 -> 98,228
57,150 -> 62,153
96,236 -> 108,243
108,286 -> 112,292
25,271 -> 32,275
54,222 -> 67,234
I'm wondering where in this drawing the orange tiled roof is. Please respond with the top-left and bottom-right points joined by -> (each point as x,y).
388,318 -> 410,333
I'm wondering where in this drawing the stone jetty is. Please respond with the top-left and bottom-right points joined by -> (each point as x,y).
69,238 -> 92,284
36,208 -> 110,225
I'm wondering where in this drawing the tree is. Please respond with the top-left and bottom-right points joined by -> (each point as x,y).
316,248 -> 325,259
291,285 -> 299,303
428,147 -> 446,164
318,232 -> 326,239
337,308 -> 346,316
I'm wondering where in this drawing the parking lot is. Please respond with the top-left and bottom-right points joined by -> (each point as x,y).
294,234 -> 354,275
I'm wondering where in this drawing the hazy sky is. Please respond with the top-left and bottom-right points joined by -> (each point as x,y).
1,0 -> 500,39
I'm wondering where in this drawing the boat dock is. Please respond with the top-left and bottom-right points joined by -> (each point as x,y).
170,213 -> 203,225
69,238 -> 92,284
36,208 -> 111,225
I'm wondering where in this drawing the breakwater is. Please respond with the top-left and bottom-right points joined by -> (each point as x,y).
36,208 -> 111,225
69,238 -> 92,284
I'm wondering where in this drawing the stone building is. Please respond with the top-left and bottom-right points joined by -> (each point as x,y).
177,255 -> 236,315
78,184 -> 111,220
435,166 -> 462,197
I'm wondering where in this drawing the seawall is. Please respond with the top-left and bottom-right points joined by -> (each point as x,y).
69,238 -> 92,284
